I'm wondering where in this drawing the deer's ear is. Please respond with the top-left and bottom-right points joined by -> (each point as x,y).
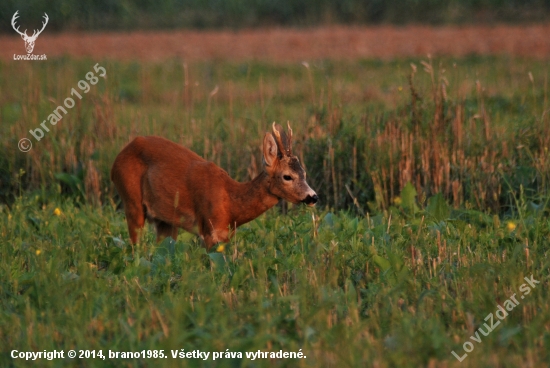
263,133 -> 278,167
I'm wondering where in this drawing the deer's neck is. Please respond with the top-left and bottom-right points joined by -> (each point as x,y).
229,171 -> 280,227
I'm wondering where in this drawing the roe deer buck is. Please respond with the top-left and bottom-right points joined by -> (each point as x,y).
111,123 -> 318,249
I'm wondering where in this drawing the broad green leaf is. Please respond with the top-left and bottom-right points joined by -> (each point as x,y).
426,193 -> 450,221
400,182 -> 418,213
208,252 -> 226,270
373,255 -> 391,272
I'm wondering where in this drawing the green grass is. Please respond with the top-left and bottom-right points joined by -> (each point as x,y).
1,190 -> 549,367
1,56 -> 550,366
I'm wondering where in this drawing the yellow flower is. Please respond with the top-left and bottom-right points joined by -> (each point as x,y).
8,214 -> 12,221
398,86 -> 403,92
506,221 -> 517,232
36,249 -> 42,256
393,197 -> 402,206
216,244 -> 225,253
53,208 -> 62,216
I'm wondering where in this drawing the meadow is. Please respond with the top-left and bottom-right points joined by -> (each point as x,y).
1,55 -> 550,367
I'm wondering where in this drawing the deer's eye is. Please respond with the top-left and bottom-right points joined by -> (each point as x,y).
283,175 -> 292,181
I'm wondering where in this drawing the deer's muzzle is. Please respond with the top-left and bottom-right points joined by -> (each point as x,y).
302,194 -> 319,206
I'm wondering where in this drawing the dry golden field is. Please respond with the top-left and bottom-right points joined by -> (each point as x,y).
3,24 -> 550,61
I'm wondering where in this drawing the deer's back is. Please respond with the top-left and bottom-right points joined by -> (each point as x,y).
111,136 -> 234,227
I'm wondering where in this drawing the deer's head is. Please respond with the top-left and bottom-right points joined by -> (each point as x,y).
263,122 -> 318,206
11,11 -> 48,54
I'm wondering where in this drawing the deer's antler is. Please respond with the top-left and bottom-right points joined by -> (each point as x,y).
272,122 -> 288,157
30,13 -> 49,39
11,11 -> 28,38
12,12 -> 48,40
272,122 -> 294,157
286,121 -> 293,156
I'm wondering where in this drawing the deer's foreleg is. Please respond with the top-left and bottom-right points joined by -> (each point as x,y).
200,219 -> 233,251
154,220 -> 178,242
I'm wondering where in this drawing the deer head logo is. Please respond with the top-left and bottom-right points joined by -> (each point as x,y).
11,11 -> 49,54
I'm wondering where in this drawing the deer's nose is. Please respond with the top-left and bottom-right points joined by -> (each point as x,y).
302,194 -> 319,206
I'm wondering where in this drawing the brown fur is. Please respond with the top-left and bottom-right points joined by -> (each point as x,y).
111,125 -> 317,249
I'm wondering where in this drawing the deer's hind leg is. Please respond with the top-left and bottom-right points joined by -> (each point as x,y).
114,177 -> 146,244
111,152 -> 148,244
124,203 -> 146,244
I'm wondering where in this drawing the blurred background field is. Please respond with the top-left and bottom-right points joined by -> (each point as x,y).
1,1 -> 550,367
1,0 -> 550,31
2,56 -> 550,214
